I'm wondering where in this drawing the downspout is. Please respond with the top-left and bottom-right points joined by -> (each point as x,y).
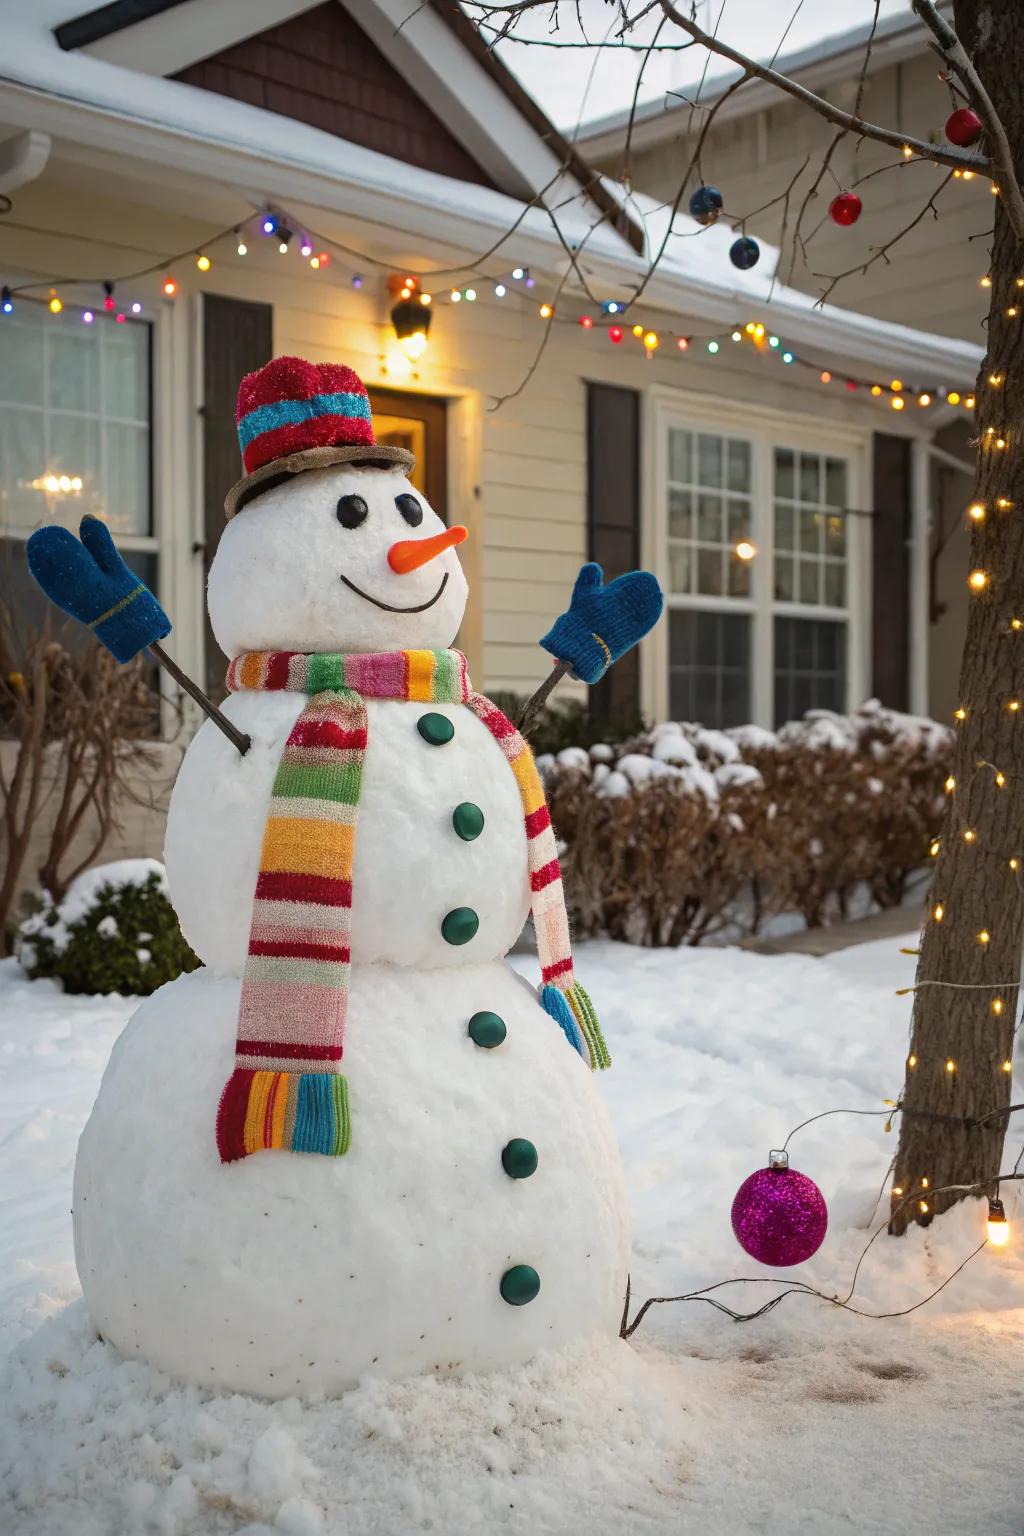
909,435 -> 931,716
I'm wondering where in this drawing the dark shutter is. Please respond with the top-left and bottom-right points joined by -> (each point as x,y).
871,432 -> 911,710
586,382 -> 641,727
201,294 -> 273,697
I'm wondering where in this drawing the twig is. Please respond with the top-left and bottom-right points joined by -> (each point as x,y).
813,171 -> 955,307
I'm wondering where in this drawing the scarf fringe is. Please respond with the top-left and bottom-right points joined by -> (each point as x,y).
217,1068 -> 351,1163
540,982 -> 611,1072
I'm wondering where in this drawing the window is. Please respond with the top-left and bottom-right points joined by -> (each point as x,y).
657,401 -> 866,729
0,304 -> 154,642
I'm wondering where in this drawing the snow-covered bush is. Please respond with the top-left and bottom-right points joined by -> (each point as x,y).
542,701 -> 951,946
17,860 -> 199,995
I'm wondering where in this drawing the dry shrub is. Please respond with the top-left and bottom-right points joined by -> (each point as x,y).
541,701 -> 951,947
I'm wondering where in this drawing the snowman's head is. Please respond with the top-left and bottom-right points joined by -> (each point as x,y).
207,463 -> 469,657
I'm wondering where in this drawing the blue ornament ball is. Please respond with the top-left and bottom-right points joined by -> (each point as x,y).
688,185 -> 724,222
730,236 -> 761,271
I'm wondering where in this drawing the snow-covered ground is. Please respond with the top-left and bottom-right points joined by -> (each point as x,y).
2,937 -> 1022,1536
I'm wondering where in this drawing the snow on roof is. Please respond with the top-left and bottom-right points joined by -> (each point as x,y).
576,2 -> 953,153
0,0 -> 982,382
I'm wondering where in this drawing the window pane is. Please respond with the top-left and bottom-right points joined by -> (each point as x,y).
774,502 -> 794,550
727,498 -> 751,542
798,560 -> 819,604
825,457 -> 847,508
0,408 -> 47,530
697,546 -> 723,595
669,487 -> 691,539
48,328 -> 100,413
775,447 -> 795,499
698,433 -> 722,488
104,322 -> 150,423
669,609 -> 751,726
774,616 -> 846,727
697,492 -> 722,541
0,317 -> 44,405
104,423 -> 150,534
775,554 -> 795,601
799,506 -> 821,554
824,561 -> 846,607
669,428 -> 691,484
726,439 -> 751,493
50,415 -> 102,518
728,553 -> 751,597
799,454 -> 819,503
668,543 -> 691,593
825,512 -> 846,555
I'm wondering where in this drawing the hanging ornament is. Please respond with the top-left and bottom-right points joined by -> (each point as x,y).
731,1149 -> 828,1266
945,107 -> 983,147
829,191 -> 862,227
689,185 -> 724,227
730,237 -> 761,271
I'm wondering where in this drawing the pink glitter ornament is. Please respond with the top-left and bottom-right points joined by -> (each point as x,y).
731,1150 -> 828,1267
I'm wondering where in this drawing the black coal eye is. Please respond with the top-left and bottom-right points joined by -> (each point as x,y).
336,494 -> 368,529
396,493 -> 423,527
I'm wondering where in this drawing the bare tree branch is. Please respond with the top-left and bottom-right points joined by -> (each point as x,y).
654,0 -> 987,175
813,170 -> 956,308
912,0 -> 1024,242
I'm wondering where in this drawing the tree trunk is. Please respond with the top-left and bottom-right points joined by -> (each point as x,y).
891,0 -> 1024,1233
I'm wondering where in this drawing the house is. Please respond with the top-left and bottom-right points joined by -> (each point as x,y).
0,0 -> 982,886
577,2 -> 985,722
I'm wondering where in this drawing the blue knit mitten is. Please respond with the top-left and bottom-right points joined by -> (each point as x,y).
540,562 -> 663,685
26,515 -> 171,663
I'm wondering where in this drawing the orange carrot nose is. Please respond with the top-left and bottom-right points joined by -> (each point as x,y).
388,525 -> 468,574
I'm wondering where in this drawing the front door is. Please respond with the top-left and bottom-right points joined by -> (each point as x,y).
368,388 -> 448,521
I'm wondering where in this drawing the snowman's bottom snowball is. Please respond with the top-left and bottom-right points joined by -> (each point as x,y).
73,963 -> 631,1399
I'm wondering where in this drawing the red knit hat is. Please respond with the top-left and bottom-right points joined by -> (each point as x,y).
224,356 -> 414,517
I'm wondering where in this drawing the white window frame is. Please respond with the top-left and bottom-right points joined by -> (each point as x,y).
0,295 -> 194,740
642,385 -> 872,729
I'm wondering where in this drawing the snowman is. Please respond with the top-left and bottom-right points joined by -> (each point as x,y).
26,356 -> 662,1399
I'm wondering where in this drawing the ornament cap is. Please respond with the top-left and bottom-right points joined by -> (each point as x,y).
768,1148 -> 789,1171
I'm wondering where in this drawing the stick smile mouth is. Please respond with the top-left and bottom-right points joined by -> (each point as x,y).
340,571 -> 449,613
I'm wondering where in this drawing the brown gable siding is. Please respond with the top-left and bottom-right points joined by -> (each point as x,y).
173,2 -> 496,187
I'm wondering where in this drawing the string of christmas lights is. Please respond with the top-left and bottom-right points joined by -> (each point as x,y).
0,203 -> 977,413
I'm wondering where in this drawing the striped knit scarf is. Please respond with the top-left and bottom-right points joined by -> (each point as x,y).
216,649 -> 608,1164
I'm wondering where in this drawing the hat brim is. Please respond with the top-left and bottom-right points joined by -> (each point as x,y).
224,443 -> 416,519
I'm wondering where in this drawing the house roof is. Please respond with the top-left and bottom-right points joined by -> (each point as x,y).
577,3 -> 953,160
47,0 -> 644,251
0,0 -> 983,389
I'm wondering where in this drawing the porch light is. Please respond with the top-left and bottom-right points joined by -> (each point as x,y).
390,295 -> 431,362
734,540 -> 757,562
988,1199 -> 1009,1247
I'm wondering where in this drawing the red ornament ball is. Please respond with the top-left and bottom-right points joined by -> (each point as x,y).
731,1153 -> 828,1267
829,191 -> 862,227
945,107 -> 983,147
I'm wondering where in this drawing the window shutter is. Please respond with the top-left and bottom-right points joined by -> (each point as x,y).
871,432 -> 911,711
202,294 -> 273,698
586,382 -> 641,726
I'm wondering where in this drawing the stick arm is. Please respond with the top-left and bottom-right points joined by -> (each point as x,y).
150,643 -> 251,756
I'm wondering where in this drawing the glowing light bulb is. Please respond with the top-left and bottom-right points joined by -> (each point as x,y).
162,277 -> 177,298
921,1178 -> 929,1189
968,503 -> 986,521
893,1185 -> 904,1196
196,254 -> 211,272
420,293 -> 432,306
48,295 -> 62,314
237,241 -> 248,256
512,267 -> 525,280
580,315 -> 594,328
1010,700 -> 1022,711
782,351 -> 794,364
768,335 -> 779,348
734,540 -> 757,562
954,707 -> 967,721
946,1058 -> 956,1072
969,569 -> 989,591
988,1198 -> 1009,1246
450,290 -> 461,303
1002,1060 -> 1013,1073
945,776 -> 956,791
918,393 -> 931,406
82,310 -> 94,324
464,288 -> 476,302
930,840 -> 940,857
907,1057 -> 917,1070
933,903 -> 945,922
300,241 -> 313,259
820,370 -> 832,384
996,771 -> 1007,787
980,275 -> 992,288
948,391 -> 961,405
632,324 -> 644,338
891,396 -> 905,410
920,1200 -> 929,1213
990,373 -> 1004,386
977,927 -> 990,943
891,379 -> 903,392
732,330 -> 743,342
707,341 -> 720,354
539,303 -> 554,319
997,497 -> 1014,509
993,998 -> 1004,1015
1013,620 -> 1024,632
1012,858 -> 1021,871
964,828 -> 976,842
643,330 -> 659,350
871,385 -> 882,396
309,257 -> 320,270
494,284 -> 506,298
965,395 -> 976,409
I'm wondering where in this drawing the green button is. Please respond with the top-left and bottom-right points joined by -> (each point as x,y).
468,1011 -> 506,1049
417,712 -> 454,746
452,802 -> 484,841
500,1265 -> 540,1306
502,1138 -> 538,1179
442,907 -> 479,945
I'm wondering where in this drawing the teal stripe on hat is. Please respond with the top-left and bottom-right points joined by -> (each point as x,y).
238,392 -> 371,450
